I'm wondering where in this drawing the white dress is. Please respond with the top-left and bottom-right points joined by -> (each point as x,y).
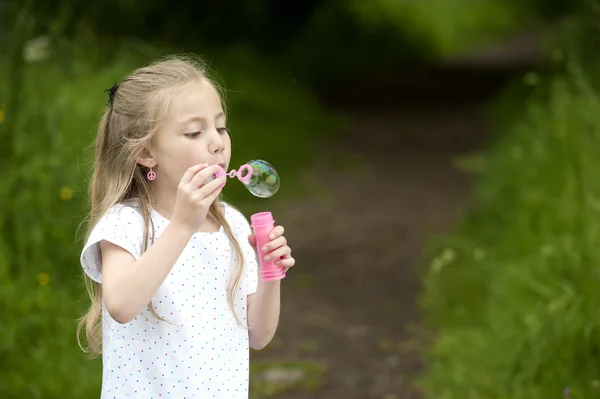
81,201 -> 259,399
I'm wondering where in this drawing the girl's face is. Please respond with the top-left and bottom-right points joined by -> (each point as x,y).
149,79 -> 231,190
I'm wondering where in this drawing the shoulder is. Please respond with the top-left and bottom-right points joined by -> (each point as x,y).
106,200 -> 144,222
95,202 -> 145,235
80,201 -> 145,283
221,202 -> 251,234
222,202 -> 249,225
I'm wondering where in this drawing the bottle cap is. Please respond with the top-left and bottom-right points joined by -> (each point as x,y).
251,212 -> 274,227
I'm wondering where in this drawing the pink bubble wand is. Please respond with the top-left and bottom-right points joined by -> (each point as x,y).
214,163 -> 253,185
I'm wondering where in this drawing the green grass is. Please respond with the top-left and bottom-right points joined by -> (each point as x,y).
419,58 -> 600,398
0,36 -> 342,398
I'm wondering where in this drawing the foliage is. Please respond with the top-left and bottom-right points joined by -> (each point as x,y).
419,32 -> 600,399
9,0 -> 576,88
347,0 -> 553,57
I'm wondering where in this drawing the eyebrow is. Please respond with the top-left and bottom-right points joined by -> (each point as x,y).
180,112 -> 225,125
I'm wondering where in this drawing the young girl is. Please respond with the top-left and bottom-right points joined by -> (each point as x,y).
77,55 -> 296,398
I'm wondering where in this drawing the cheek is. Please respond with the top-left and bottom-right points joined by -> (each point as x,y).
224,135 -> 232,155
176,146 -> 207,172
156,138 -> 200,173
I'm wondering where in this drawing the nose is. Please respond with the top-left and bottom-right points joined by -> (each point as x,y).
208,129 -> 225,154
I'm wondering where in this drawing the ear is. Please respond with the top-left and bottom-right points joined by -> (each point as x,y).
135,147 -> 157,169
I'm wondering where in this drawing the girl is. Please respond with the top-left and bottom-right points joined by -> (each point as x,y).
77,55 -> 295,398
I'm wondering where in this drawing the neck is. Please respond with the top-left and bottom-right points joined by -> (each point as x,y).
150,180 -> 222,233
151,180 -> 178,220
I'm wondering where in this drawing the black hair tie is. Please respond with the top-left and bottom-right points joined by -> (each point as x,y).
105,83 -> 119,107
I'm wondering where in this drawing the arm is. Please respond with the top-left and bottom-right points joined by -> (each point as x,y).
101,221 -> 194,324
100,164 -> 224,324
247,281 -> 281,350
245,224 -> 295,350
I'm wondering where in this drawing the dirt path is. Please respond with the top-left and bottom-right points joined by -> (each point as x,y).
248,102 -> 491,398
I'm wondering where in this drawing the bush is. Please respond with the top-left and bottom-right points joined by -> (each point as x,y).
347,0 -> 548,57
419,52 -> 600,398
0,37 -> 341,398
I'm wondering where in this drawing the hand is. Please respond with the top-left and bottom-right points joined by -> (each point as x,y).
171,164 -> 226,234
248,225 -> 296,271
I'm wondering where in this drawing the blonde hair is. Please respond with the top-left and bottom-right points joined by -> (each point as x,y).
77,55 -> 246,356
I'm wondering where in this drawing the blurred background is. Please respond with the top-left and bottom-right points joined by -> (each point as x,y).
2,0 -> 600,398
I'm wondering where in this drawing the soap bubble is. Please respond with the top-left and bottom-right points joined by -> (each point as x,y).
205,160 -> 280,198
242,160 -> 279,198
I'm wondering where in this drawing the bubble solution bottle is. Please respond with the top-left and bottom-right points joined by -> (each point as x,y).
250,212 -> 286,281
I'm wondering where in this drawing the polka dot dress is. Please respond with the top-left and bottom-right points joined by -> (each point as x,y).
81,202 -> 259,398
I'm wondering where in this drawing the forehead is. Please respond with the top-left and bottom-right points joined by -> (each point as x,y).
165,79 -> 223,123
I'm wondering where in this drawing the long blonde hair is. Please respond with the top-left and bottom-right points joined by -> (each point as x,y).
76,55 -> 246,357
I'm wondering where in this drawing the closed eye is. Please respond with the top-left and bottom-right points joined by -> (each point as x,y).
217,127 -> 229,134
185,131 -> 201,138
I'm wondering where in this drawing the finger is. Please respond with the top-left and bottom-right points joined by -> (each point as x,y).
180,163 -> 209,185
195,176 -> 226,200
247,234 -> 256,248
199,180 -> 224,206
189,164 -> 224,188
264,246 -> 291,262
268,225 -> 285,240
193,165 -> 224,188
261,236 -> 286,253
275,257 -> 295,268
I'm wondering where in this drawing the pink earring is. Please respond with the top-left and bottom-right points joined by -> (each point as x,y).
147,168 -> 156,181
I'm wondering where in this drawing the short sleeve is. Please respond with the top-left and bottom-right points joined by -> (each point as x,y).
224,204 -> 259,296
80,204 -> 144,283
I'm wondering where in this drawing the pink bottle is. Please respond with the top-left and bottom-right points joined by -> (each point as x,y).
251,212 -> 286,281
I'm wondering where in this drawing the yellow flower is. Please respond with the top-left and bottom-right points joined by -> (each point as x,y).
38,273 -> 50,286
60,186 -> 73,201
0,109 -> 4,124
